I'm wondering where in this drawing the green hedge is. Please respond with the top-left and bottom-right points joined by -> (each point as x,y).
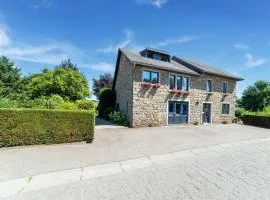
0,109 -> 95,147
242,114 -> 270,128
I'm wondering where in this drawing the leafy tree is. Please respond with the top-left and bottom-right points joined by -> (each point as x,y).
0,56 -> 23,97
239,80 -> 270,111
92,73 -> 113,97
56,59 -> 78,71
26,66 -> 90,101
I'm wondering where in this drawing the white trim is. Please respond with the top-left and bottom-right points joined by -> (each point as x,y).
141,67 -> 161,84
222,81 -> 229,94
166,99 -> 190,125
168,72 -> 191,92
201,102 -> 213,124
220,102 -> 231,116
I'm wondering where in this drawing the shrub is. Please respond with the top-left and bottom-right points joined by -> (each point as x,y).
103,107 -> 115,120
75,99 -> 95,110
0,108 -> 95,147
59,101 -> 77,110
28,95 -> 65,109
0,97 -> 19,108
108,111 -> 128,126
235,107 -> 246,120
242,114 -> 270,128
98,88 -> 115,117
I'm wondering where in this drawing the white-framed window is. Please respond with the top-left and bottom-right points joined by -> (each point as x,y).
221,103 -> 230,115
142,70 -> 159,83
206,80 -> 213,92
169,75 -> 189,91
222,81 -> 228,93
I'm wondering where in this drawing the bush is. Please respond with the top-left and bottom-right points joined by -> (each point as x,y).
235,107 -> 246,120
98,88 -> 115,117
108,111 -> 128,126
0,108 -> 95,147
75,99 -> 95,110
242,114 -> 270,128
0,97 -> 19,108
103,107 -> 115,120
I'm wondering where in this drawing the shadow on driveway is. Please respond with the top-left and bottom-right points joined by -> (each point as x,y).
95,117 -> 127,129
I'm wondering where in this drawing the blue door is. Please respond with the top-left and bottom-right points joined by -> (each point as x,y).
168,101 -> 189,124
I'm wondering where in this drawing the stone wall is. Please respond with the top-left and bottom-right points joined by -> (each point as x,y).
131,65 -> 237,127
114,53 -> 134,122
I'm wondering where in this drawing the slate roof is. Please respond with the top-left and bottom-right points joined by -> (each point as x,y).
120,48 -> 200,76
172,56 -> 244,81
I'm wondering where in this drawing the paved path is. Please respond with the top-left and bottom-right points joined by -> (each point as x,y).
2,138 -> 270,199
1,124 -> 270,181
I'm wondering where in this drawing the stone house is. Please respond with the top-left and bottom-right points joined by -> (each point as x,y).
112,48 -> 244,127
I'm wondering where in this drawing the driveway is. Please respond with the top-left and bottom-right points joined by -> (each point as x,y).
1,124 -> 270,182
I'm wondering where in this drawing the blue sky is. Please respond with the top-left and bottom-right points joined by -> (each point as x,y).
0,0 -> 269,98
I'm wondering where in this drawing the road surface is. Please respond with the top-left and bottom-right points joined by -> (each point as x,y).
3,138 -> 270,200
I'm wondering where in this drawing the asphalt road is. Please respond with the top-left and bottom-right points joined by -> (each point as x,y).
4,138 -> 270,200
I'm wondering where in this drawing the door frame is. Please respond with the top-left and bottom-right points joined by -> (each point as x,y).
166,100 -> 190,125
201,102 -> 212,124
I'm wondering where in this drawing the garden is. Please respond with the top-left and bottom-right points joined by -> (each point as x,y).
0,57 -> 95,147
236,80 -> 270,128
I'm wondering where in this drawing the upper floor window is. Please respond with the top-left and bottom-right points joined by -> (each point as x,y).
169,75 -> 189,91
206,80 -> 213,92
222,81 -> 228,93
221,103 -> 230,115
142,70 -> 159,83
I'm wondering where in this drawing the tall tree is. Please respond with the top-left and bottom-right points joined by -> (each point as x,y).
239,80 -> 270,111
0,56 -> 23,97
92,73 -> 113,97
26,66 -> 90,101
56,59 -> 78,71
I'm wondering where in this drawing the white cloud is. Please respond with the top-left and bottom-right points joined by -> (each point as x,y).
135,0 -> 168,8
152,36 -> 202,47
0,23 -> 115,73
96,30 -> 134,53
84,62 -> 114,73
234,43 -> 249,50
29,0 -> 57,10
245,53 -> 266,68
0,25 -> 10,47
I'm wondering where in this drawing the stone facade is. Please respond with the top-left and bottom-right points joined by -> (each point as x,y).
115,53 -> 237,127
114,53 -> 133,122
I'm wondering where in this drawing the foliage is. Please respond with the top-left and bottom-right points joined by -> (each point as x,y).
25,66 -> 90,101
235,107 -> 246,120
0,109 -> 95,147
0,97 -> 19,108
92,73 -> 113,97
239,80 -> 270,111
56,59 -> 78,71
75,99 -> 95,110
98,88 -> 115,117
0,56 -> 24,97
0,95 -> 96,111
108,111 -> 128,126
103,107 -> 115,120
242,114 -> 270,128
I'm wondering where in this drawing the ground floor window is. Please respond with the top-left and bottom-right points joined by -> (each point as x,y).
221,103 -> 230,115
168,101 -> 189,124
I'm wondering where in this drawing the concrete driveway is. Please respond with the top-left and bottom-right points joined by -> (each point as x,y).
1,124 -> 270,182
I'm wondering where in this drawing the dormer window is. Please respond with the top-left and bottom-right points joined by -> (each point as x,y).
140,48 -> 171,62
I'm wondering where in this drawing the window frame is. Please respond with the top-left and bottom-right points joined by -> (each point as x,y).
168,73 -> 190,91
222,81 -> 228,94
142,69 -> 160,84
206,79 -> 213,92
221,103 -> 230,115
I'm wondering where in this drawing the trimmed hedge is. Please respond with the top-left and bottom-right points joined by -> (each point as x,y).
0,109 -> 95,147
242,114 -> 270,128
